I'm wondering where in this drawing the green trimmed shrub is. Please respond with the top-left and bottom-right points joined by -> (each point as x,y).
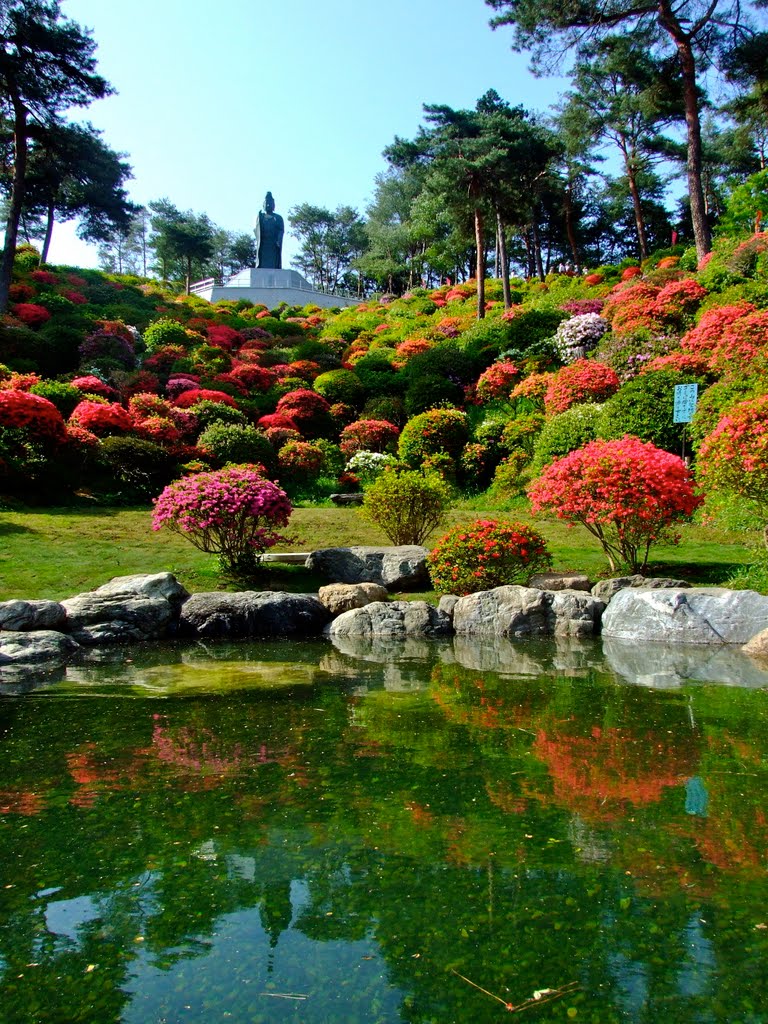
143,318 -> 191,351
360,469 -> 451,545
313,368 -> 365,406
29,379 -> 81,417
532,402 -> 604,470
95,436 -> 178,500
398,408 -> 469,468
597,370 -> 706,453
197,422 -> 275,471
189,400 -> 247,431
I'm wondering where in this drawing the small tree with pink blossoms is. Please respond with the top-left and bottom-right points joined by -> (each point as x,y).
152,465 -> 292,577
528,436 -> 702,573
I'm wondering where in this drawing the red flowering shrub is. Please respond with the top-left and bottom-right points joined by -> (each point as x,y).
603,282 -> 662,335
427,519 -> 551,595
475,361 -> 522,402
434,316 -> 463,338
30,269 -> 57,285
95,319 -> 134,340
686,308 -> 768,375
228,364 -> 275,391
339,418 -> 400,457
584,273 -> 604,286
129,392 -> 175,421
680,303 -> 755,361
621,266 -> 642,281
560,299 -> 604,316
544,360 -> 620,416
652,278 -> 707,325
71,375 -> 116,399
393,337 -> 433,366
8,283 -> 34,302
656,256 -> 679,269
698,395 -> 768,525
62,290 -> 87,304
65,423 -> 100,450
277,439 -> 326,481
70,400 -> 134,436
258,413 -> 299,431
206,324 -> 243,350
12,303 -> 51,328
509,372 -> 553,411
143,345 -> 190,376
640,352 -> 711,377
286,360 -> 321,381
529,436 -> 701,572
0,390 -> 66,443
173,388 -> 238,409
165,376 -> 200,400
152,465 -> 292,574
134,416 -> 183,446
0,371 -> 40,391
275,388 -> 332,437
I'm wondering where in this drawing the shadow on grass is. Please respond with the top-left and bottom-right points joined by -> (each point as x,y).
0,519 -> 37,536
225,563 -> 329,594
647,559 -> 751,586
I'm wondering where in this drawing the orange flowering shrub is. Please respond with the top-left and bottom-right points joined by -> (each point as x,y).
544,360 -> 620,416
427,519 -> 551,595
698,394 -> 768,522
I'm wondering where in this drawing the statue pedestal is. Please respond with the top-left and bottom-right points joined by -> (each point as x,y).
190,267 -> 358,308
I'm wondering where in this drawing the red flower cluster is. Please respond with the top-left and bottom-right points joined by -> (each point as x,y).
173,388 -> 238,409
71,375 -> 115,398
621,266 -> 642,281
427,518 -> 551,595
30,269 -> 57,285
544,359 -> 620,415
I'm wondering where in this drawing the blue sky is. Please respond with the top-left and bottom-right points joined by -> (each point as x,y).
52,0 -> 570,270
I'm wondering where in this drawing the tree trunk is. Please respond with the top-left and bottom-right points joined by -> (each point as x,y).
0,101 -> 28,312
622,144 -> 649,260
496,207 -> 512,308
531,217 -> 545,281
658,0 -> 711,260
564,183 -> 580,266
474,207 -> 485,319
40,200 -> 56,265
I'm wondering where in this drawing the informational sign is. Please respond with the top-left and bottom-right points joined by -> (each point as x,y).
673,383 -> 698,423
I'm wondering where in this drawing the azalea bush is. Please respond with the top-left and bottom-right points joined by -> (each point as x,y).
698,394 -> 768,545
427,519 -> 551,595
360,468 -> 451,545
69,400 -> 134,436
277,439 -> 326,483
544,359 -> 620,416
339,418 -> 400,457
275,388 -> 333,438
0,389 -> 66,444
345,449 -> 398,486
552,313 -> 610,362
475,360 -> 521,402
528,436 -> 702,572
152,465 -> 292,574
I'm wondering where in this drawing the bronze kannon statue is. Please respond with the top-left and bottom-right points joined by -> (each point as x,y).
254,191 -> 284,269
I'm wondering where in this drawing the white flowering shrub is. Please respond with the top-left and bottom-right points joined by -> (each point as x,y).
553,314 -> 610,363
345,450 -> 399,486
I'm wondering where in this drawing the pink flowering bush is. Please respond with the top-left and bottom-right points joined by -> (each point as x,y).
152,465 -> 292,574
69,400 -> 134,435
698,395 -> 768,542
339,418 -> 400,457
652,278 -> 707,326
71,375 -> 116,399
528,436 -> 702,572
173,388 -> 238,409
544,360 -> 620,416
475,361 -> 522,402
427,519 -> 551,595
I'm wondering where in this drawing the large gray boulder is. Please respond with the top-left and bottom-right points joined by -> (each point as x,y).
179,591 -> 331,638
327,601 -> 451,640
591,575 -> 691,604
61,573 -> 190,645
0,629 -> 80,665
306,546 -> 429,590
0,599 -> 66,632
602,587 -> 768,644
318,582 -> 390,616
453,586 -> 604,639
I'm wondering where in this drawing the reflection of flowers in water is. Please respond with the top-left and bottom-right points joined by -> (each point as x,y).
531,725 -> 694,821
0,789 -> 45,815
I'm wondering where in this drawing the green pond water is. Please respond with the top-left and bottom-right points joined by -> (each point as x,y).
1,635 -> 768,1024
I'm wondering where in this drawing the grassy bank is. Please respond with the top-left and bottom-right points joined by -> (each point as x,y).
0,501 -> 755,601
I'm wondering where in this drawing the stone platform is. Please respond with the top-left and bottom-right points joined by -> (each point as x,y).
190,267 -> 359,309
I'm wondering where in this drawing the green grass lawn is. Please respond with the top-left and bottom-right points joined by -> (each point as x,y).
0,499 -> 756,601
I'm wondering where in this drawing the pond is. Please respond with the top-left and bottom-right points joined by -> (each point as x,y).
1,635 -> 768,1024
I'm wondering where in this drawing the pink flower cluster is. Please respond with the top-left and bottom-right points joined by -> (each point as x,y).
544,360 -> 620,416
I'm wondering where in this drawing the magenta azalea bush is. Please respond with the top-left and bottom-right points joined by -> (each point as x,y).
427,519 -> 552,595
152,465 -> 292,573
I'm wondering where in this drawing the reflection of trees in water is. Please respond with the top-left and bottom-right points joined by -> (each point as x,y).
0,670 -> 767,1021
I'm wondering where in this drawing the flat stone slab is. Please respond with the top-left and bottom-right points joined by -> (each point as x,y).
601,587 -> 768,644
305,546 -> 429,590
260,552 -> 311,565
